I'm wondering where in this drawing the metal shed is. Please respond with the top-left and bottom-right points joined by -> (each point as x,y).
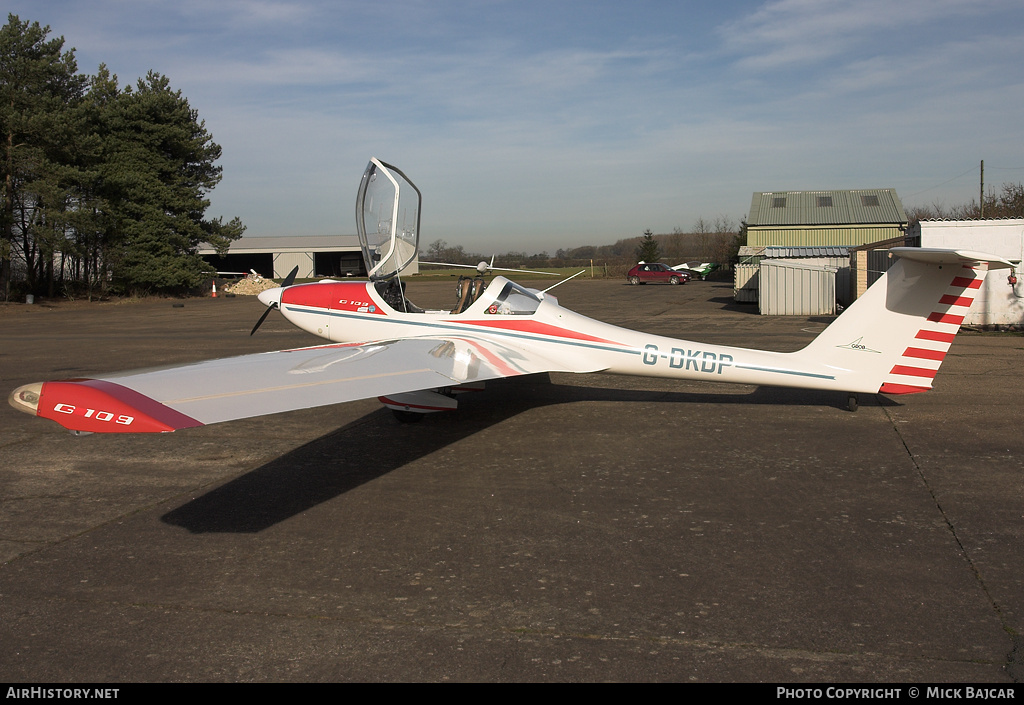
758,260 -> 837,316
734,261 -> 759,303
734,245 -> 850,306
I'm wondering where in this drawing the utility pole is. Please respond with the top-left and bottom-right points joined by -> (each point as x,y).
980,159 -> 985,218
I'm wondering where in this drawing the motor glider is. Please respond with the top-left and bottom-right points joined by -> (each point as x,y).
9,158 -> 1018,433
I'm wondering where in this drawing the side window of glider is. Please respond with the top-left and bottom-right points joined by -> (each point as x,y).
487,282 -> 541,315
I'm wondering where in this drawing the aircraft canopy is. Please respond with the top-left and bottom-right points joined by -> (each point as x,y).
356,158 -> 421,281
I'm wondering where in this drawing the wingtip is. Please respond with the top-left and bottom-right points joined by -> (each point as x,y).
27,379 -> 203,433
9,382 -> 43,416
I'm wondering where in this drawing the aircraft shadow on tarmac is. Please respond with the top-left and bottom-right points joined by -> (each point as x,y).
161,374 -> 896,534
707,294 -> 840,323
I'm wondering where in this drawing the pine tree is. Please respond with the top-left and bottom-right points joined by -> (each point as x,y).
0,14 -> 87,298
99,71 -> 231,293
635,229 -> 661,262
70,65 -> 120,297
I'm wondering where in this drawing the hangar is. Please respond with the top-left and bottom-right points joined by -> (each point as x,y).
737,189 -> 911,311
746,189 -> 908,248
198,235 -> 421,280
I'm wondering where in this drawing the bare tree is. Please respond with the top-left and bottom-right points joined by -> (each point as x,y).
670,227 -> 684,260
711,216 -> 738,264
693,217 -> 711,260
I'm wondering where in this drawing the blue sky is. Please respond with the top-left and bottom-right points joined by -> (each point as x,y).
8,0 -> 1024,252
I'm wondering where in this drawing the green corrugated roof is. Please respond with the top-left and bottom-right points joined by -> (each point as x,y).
748,189 -> 907,226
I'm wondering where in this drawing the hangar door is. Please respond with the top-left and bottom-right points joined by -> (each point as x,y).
274,252 -> 314,279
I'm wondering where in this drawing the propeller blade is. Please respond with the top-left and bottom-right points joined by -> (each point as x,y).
249,267 -> 298,336
250,304 -> 275,336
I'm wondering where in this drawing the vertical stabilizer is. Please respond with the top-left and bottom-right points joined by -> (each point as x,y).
798,248 -> 1014,394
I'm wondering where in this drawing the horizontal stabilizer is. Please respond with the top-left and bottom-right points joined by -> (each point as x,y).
890,247 -> 1017,270
799,247 -> 1009,395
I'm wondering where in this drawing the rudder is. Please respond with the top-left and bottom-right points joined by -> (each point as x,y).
798,248 -> 1015,394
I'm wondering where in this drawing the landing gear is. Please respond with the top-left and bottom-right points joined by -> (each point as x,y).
847,393 -> 858,412
392,409 -> 425,423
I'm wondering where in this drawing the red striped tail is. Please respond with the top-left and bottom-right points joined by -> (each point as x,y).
878,266 -> 984,394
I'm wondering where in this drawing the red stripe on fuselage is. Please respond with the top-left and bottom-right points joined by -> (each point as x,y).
457,319 -> 623,345
452,337 -> 525,377
282,282 -> 386,314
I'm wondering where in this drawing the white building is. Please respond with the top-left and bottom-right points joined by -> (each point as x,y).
918,219 -> 1024,327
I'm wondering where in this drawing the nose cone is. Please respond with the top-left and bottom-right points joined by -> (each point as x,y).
258,286 -> 284,308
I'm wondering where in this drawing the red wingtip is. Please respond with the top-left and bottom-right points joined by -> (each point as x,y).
34,379 -> 203,433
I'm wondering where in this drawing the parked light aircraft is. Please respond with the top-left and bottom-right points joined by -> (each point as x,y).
8,158 -> 1019,433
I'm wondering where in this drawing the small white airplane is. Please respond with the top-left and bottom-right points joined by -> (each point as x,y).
8,158 -> 1018,433
672,261 -> 718,279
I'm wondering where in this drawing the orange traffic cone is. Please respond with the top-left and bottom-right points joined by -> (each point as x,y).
211,280 -> 217,298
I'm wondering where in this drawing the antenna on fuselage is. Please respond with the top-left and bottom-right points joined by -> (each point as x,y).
539,269 -> 586,296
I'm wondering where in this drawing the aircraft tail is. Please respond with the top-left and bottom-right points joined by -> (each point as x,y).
798,248 -> 1016,394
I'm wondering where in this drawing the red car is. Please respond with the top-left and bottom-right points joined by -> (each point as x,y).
626,262 -> 691,285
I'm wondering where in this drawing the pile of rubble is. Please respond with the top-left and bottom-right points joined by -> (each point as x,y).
223,273 -> 281,296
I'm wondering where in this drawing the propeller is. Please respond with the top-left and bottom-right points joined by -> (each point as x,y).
250,266 -> 299,336
419,255 -> 558,277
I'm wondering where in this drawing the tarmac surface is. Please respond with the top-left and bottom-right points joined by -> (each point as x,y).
1,276 -> 1022,683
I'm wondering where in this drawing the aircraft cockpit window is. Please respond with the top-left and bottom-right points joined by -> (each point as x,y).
356,158 -> 421,282
375,278 -> 424,313
488,281 -> 541,315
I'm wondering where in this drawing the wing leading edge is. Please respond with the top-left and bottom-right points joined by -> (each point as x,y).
10,335 -> 598,434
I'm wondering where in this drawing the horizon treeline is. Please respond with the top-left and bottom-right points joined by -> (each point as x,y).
426,216 -> 743,270
0,14 -> 244,300
428,180 -> 1024,271
907,182 -> 1024,223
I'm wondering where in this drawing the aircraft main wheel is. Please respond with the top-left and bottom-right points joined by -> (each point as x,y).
847,394 -> 858,412
629,276 -> 640,285
392,409 -> 425,423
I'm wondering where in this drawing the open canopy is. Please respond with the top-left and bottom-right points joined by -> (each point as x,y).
355,158 -> 421,281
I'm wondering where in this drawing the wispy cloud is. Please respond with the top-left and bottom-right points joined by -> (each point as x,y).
6,0 -> 1024,250
720,0 -> 1011,71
